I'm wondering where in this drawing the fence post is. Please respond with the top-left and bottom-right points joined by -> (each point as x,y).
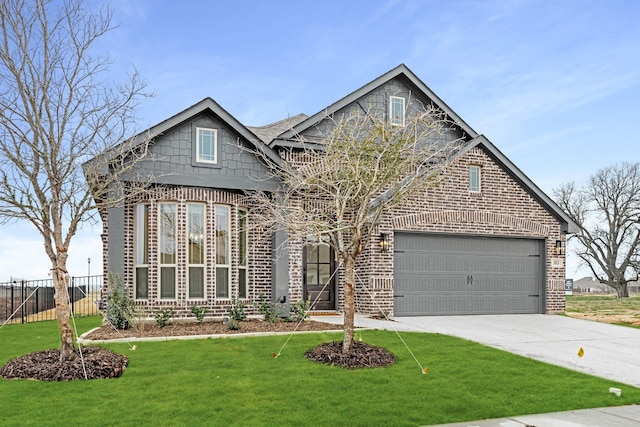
21,280 -> 25,324
70,276 -> 75,315
10,283 -> 14,324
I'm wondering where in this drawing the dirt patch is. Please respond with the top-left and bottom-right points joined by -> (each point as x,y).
305,341 -> 396,369
565,312 -> 640,327
565,295 -> 640,327
85,319 -> 344,341
1,347 -> 128,381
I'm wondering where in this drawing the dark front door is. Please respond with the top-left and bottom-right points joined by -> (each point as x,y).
303,242 -> 336,310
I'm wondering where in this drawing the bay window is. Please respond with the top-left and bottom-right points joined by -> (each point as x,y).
215,205 -> 230,298
159,203 -> 177,299
188,203 -> 206,299
134,204 -> 149,299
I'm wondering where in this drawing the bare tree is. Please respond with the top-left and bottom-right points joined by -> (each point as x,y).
0,0 -> 151,360
250,102 -> 464,353
554,162 -> 640,297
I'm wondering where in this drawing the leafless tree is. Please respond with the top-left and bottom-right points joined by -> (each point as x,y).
555,162 -> 640,297
0,0 -> 152,360
250,101 -> 465,353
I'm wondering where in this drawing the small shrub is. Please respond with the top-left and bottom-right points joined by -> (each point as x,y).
190,305 -> 207,323
290,298 -> 311,321
228,298 -> 247,322
255,293 -> 282,323
226,319 -> 241,330
131,307 -> 147,335
155,308 -> 174,327
106,273 -> 134,330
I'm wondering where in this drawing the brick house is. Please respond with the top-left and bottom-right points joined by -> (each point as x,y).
89,64 -> 577,319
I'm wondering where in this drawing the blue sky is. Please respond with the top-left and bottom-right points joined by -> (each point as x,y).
1,0 -> 639,280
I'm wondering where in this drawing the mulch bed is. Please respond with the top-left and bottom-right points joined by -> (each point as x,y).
1,347 -> 128,381
305,341 -> 396,369
85,319 -> 344,340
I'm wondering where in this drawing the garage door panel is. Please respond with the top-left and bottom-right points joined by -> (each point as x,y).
394,233 -> 544,316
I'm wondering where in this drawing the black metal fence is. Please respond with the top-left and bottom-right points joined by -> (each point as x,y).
0,275 -> 103,324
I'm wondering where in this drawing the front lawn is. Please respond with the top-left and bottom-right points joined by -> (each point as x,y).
1,317 -> 639,426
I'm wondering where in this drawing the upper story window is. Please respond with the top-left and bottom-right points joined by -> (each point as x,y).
196,127 -> 218,164
469,165 -> 481,193
390,96 -> 405,126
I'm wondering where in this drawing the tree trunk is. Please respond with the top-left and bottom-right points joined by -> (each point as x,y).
52,264 -> 75,361
342,256 -> 356,354
616,281 -> 630,298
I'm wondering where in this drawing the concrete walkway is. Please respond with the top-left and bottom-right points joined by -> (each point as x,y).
427,404 -> 640,427
313,313 -> 640,387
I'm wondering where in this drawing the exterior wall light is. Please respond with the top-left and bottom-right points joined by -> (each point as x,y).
380,233 -> 390,253
555,240 -> 565,256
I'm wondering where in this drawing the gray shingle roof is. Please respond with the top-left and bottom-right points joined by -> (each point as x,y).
247,113 -> 308,144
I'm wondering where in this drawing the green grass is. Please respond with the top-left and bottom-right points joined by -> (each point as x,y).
1,317 -> 639,426
566,295 -> 640,314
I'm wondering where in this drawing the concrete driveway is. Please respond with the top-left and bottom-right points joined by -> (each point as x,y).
316,314 -> 640,387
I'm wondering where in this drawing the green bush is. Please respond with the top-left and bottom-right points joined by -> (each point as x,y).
105,273 -> 134,330
228,297 -> 247,322
254,293 -> 282,323
290,298 -> 311,321
226,319 -> 241,330
190,305 -> 207,323
155,308 -> 174,327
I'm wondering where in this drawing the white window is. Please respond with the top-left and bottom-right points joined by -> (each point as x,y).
215,205 -> 230,299
187,203 -> 206,299
469,165 -> 481,193
134,204 -> 149,299
390,96 -> 405,126
159,203 -> 177,299
196,127 -> 218,164
238,209 -> 248,299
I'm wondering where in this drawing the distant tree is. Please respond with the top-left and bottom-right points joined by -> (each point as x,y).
0,0 -> 151,360
251,102 -> 464,353
554,162 -> 640,298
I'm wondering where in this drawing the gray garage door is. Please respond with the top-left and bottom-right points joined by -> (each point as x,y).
394,233 -> 545,316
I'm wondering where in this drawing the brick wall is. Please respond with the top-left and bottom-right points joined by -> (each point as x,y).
352,146 -> 566,315
102,185 -> 271,319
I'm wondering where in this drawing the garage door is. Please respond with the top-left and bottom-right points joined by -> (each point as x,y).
394,233 -> 545,316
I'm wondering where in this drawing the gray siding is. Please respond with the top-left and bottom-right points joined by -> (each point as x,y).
135,113 -> 279,191
299,77 -> 462,144
107,205 -> 125,280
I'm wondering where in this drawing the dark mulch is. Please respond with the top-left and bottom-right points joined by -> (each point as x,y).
1,347 -> 129,381
305,341 -> 396,369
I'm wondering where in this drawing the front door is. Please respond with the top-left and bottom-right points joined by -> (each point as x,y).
303,242 -> 336,310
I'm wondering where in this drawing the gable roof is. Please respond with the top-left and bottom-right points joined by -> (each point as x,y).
464,135 -> 580,234
271,63 -> 478,148
86,97 -> 282,171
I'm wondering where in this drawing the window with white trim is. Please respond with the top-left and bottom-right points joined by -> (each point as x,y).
196,127 -> 218,164
390,96 -> 405,126
159,203 -> 177,299
187,203 -> 206,299
134,204 -> 149,299
215,205 -> 230,298
238,209 -> 248,299
469,165 -> 481,193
